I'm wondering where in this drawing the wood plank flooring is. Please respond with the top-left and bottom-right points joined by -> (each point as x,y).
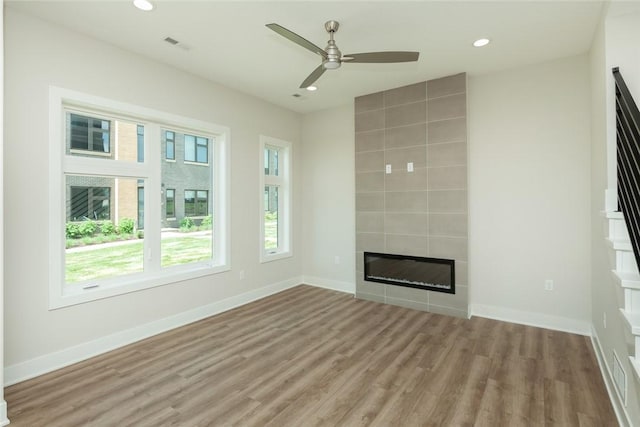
5,285 -> 618,426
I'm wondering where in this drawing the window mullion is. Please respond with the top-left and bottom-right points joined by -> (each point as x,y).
145,124 -> 162,274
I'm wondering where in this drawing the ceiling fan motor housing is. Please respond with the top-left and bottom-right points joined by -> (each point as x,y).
323,40 -> 342,69
323,21 -> 342,69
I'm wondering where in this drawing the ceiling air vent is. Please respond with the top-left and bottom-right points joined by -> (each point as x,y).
163,37 -> 190,51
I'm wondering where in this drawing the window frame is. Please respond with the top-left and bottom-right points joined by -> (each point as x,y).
69,185 -> 111,221
69,112 -> 111,155
165,130 -> 175,161
184,134 -> 209,164
49,87 -> 231,309
165,188 -> 176,219
259,135 -> 292,263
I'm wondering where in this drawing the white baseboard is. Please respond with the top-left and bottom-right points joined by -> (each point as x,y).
302,275 -> 355,294
0,400 -> 8,426
591,326 -> 631,427
4,276 -> 303,386
470,303 -> 591,336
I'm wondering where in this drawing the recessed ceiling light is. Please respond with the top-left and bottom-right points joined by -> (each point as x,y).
473,38 -> 490,48
306,86 -> 318,92
133,0 -> 154,11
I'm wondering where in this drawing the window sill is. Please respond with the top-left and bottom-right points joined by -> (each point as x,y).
69,149 -> 112,157
50,263 -> 230,310
165,159 -> 176,162
184,161 -> 209,166
260,250 -> 292,264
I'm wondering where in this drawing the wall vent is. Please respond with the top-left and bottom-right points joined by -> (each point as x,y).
163,37 -> 190,51
612,351 -> 627,405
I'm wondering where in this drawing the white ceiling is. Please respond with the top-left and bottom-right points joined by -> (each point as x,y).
7,0 -> 607,114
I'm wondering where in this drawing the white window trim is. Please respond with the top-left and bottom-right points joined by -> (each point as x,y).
49,86 -> 231,309
183,160 -> 209,167
259,135 -> 292,263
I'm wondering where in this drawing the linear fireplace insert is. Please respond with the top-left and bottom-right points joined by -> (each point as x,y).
364,252 -> 455,294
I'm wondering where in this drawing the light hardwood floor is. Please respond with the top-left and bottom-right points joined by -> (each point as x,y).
5,285 -> 617,426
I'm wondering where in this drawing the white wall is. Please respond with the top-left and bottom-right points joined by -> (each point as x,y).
301,105 -> 356,293
298,56 -> 594,334
468,55 -> 592,334
3,9 -> 303,379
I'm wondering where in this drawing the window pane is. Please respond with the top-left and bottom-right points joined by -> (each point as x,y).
161,130 -> 213,268
264,146 -> 279,176
165,131 -> 175,160
196,145 -> 207,163
137,183 -> 144,230
166,189 -> 175,218
196,190 -> 208,216
264,185 -> 278,250
184,190 -> 195,216
65,176 -> 144,285
185,135 -> 195,162
196,137 -> 208,163
163,187 -> 212,267
67,112 -> 143,162
69,184 -> 111,221
137,125 -> 144,162
69,113 -> 111,154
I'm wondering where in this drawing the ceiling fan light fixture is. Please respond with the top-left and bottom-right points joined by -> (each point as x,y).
306,86 -> 318,91
323,60 -> 341,70
133,0 -> 154,11
473,38 -> 490,47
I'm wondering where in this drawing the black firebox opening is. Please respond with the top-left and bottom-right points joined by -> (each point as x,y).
364,252 -> 455,294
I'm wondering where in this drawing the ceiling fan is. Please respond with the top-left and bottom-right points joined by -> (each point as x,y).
266,20 -> 420,89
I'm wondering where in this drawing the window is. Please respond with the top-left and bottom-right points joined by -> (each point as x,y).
69,113 -> 111,154
185,134 -> 208,163
137,183 -> 144,230
50,87 -> 230,309
259,136 -> 291,262
166,189 -> 175,218
137,125 -> 144,162
185,190 -> 208,217
69,186 -> 110,221
165,131 -> 175,160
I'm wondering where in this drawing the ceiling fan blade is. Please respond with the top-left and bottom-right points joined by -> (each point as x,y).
343,51 -> 420,63
300,64 -> 326,89
266,23 -> 327,59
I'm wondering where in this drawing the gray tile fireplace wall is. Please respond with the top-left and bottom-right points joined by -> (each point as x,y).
354,73 -> 468,318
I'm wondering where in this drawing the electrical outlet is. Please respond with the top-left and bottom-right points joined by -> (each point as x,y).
385,164 -> 392,174
544,279 -> 554,291
239,270 -> 245,280
334,256 -> 340,265
407,162 -> 414,172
